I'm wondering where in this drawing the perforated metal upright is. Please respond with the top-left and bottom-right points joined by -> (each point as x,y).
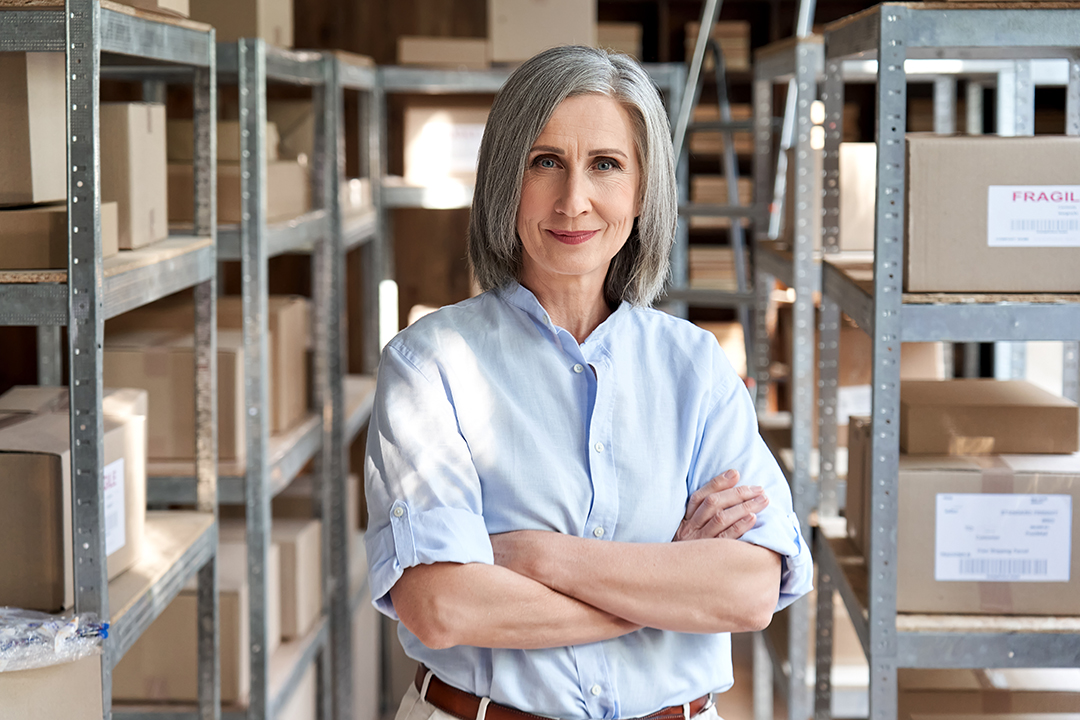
0,2 -> 220,719
812,7 -> 1080,720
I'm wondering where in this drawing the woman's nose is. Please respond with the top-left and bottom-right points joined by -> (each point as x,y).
554,170 -> 591,217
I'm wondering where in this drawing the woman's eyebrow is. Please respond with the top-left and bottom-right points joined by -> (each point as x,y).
529,145 -> 564,155
588,148 -> 628,159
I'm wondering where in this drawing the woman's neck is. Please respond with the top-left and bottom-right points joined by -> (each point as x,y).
521,276 -> 613,345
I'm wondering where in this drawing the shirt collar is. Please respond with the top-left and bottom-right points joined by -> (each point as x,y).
497,280 -> 631,350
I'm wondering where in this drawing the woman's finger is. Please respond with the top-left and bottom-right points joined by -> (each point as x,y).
684,470 -> 739,521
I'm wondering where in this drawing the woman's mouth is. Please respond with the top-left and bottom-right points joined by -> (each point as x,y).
547,230 -> 598,245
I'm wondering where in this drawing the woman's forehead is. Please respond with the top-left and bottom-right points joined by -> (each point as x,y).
533,95 -> 636,152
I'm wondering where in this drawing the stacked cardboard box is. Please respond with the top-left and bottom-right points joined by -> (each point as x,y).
684,21 -> 751,72
0,655 -> 105,720
898,669 -> 1080,720
689,104 -> 754,157
272,519 -> 323,641
104,328 -> 247,465
0,202 -> 119,269
688,246 -> 749,291
124,0 -> 189,16
101,103 -> 170,249
187,0 -> 292,46
398,37 -> 490,70
0,387 -> 147,612
0,53 -> 66,206
847,380 -> 1080,615
103,293 -> 311,464
597,22 -> 642,59
488,0 -> 597,63
780,143 -> 876,252
167,120 -> 311,226
773,306 -> 945,445
113,525 -> 282,705
689,176 -> 754,229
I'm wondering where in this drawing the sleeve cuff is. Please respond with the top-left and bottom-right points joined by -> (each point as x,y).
738,509 -> 814,612
367,503 -> 495,619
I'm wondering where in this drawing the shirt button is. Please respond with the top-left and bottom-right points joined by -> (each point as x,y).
573,364 -> 584,374
393,507 -> 404,518
590,685 -> 602,696
593,527 -> 605,538
594,442 -> 604,453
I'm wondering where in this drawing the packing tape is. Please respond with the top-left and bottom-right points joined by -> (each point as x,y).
974,456 -> 1015,614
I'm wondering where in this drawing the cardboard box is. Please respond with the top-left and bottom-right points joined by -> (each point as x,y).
689,175 -> 753,229
774,305 -> 946,446
103,329 -> 246,464
404,105 -> 490,186
598,22 -> 642,59
113,536 -> 281,705
906,136 -> 1080,292
845,416 -> 873,553
848,449 -> 1080,615
272,473 -> 360,533
0,388 -> 147,611
688,246 -> 748,291
267,101 -> 313,161
101,103 -> 169,249
166,119 -> 280,163
0,655 -> 104,720
690,104 -> 753,157
218,295 -> 310,434
488,0 -> 597,63
124,0 -> 189,17
0,53 -> 66,206
684,21 -> 751,72
0,201 -> 118,269
839,142 -> 876,252
397,36 -> 490,70
219,521 -> 283,656
168,160 -> 311,225
188,0 -> 292,47
696,322 -> 747,377
272,519 -> 323,640
898,668 -> 1080,719
901,380 -> 1079,455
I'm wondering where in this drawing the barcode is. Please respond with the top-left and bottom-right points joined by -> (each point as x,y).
957,558 -> 1048,577
1010,219 -> 1079,234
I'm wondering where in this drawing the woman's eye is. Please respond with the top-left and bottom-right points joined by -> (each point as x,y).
536,157 -> 557,169
596,159 -> 618,171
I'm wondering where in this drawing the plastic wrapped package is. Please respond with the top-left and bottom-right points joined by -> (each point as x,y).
0,608 -> 107,672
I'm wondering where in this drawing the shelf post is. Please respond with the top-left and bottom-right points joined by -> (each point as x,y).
194,38 -> 221,720
238,37 -> 274,720
867,8 -> 908,720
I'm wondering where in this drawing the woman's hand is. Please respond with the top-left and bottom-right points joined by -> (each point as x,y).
674,470 -> 768,542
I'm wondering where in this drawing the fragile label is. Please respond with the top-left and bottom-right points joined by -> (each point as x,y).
935,493 -> 1071,582
987,186 -> 1080,248
103,458 -> 126,556
837,384 -> 871,425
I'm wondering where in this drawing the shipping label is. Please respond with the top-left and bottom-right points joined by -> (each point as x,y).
987,185 -> 1080,248
935,493 -> 1071,582
103,457 -> 126,556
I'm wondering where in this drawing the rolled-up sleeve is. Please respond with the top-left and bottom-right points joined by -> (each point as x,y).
688,345 -> 814,612
365,343 -> 494,619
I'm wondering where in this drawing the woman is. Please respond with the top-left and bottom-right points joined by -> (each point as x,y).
366,45 -> 812,720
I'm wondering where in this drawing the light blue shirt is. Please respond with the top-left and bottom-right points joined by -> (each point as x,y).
365,281 -> 812,720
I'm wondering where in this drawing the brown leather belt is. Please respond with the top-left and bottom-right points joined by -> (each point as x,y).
415,665 -> 713,720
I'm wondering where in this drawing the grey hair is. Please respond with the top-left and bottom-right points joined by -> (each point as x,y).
467,45 -> 678,307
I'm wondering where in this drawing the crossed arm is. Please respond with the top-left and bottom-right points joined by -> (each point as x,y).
390,471 -> 782,650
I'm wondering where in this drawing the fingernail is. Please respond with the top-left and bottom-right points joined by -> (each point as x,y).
751,486 -> 763,492
723,469 -> 738,479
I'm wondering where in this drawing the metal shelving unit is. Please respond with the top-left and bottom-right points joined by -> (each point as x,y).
0,1 -> 220,718
811,7 -> 1080,720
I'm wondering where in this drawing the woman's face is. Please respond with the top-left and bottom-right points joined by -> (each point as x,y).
517,93 -> 641,297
